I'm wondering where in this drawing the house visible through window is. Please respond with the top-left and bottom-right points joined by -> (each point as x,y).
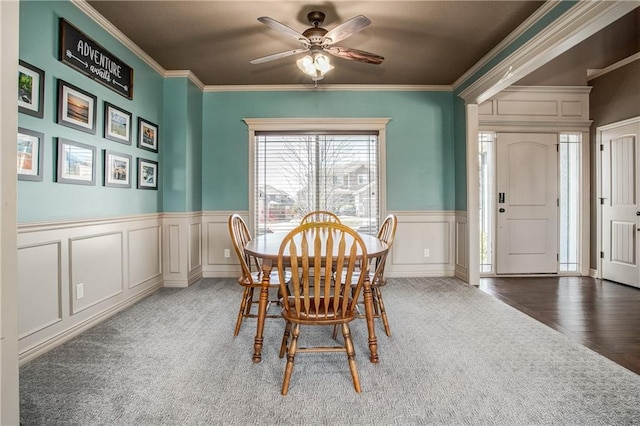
253,132 -> 379,235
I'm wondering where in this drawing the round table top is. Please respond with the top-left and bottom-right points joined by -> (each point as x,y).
245,230 -> 389,261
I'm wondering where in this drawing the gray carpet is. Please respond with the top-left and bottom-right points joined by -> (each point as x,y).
20,277 -> 640,425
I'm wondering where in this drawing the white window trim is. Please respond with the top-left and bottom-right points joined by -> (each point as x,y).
244,117 -> 390,235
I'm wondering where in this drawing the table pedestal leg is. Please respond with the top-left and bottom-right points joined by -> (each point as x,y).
252,260 -> 272,363
363,277 -> 379,363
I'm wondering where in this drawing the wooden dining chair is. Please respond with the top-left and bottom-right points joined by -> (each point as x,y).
276,222 -> 369,395
368,214 -> 398,336
300,210 -> 341,224
336,213 -> 398,337
228,214 -> 284,336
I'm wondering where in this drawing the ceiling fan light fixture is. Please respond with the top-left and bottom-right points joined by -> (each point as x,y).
297,53 -> 333,82
314,54 -> 333,73
297,55 -> 316,76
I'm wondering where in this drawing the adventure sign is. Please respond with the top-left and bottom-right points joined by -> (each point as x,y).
59,18 -> 133,99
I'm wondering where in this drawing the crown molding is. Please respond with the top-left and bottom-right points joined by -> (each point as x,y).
459,0 -> 639,104
203,84 -> 451,92
452,0 -> 558,90
164,70 -> 205,91
587,52 -> 640,81
71,0 -> 166,76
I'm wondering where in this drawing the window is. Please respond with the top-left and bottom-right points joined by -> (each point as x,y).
559,132 -> 581,272
253,132 -> 380,235
479,131 -> 495,273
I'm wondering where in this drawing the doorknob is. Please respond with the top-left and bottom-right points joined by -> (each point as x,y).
636,211 -> 640,216
499,208 -> 506,213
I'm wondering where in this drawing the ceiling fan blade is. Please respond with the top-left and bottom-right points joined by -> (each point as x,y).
322,15 -> 371,45
325,46 -> 384,65
257,16 -> 310,43
250,48 -> 309,65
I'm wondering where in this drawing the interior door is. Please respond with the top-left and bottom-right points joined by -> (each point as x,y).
601,119 -> 640,288
496,133 -> 558,274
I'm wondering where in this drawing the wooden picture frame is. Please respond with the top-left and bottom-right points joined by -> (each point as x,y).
104,102 -> 132,145
104,150 -> 132,188
18,60 -> 45,118
137,117 -> 158,152
17,128 -> 44,181
137,158 -> 158,190
57,79 -> 97,134
56,138 -> 96,185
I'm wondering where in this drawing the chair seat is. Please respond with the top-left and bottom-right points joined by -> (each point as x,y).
281,296 -> 356,323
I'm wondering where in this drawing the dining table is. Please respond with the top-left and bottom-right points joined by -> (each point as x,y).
244,229 -> 389,364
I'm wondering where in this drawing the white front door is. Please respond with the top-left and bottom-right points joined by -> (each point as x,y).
496,133 -> 558,274
601,119 -> 640,288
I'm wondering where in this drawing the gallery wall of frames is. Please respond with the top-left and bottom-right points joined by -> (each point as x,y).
18,59 -> 159,191
16,3 -> 172,365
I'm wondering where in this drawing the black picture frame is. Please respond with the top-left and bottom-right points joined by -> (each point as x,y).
56,79 -> 97,134
18,60 -> 45,118
17,128 -> 44,182
137,117 -> 158,153
137,158 -> 158,190
103,150 -> 132,188
104,102 -> 132,145
56,138 -> 96,185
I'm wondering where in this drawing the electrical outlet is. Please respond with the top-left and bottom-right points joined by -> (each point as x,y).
424,249 -> 430,258
224,248 -> 231,258
76,283 -> 84,300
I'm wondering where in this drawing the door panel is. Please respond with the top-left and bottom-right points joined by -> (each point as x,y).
601,120 -> 640,288
496,133 -> 558,274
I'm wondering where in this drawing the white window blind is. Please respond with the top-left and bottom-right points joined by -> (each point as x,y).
254,132 -> 380,235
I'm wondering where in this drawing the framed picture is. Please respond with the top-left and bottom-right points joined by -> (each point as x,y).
137,118 -> 158,152
137,158 -> 158,190
18,60 -> 45,118
104,150 -> 132,188
104,102 -> 132,144
17,128 -> 44,181
56,138 -> 96,185
57,79 -> 97,134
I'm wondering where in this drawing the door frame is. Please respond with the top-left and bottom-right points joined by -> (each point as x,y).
479,124 -> 590,277
596,116 -> 640,279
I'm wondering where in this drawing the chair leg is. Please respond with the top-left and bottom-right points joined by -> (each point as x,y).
281,323 -> 300,396
245,287 -> 255,316
234,286 -> 252,336
279,321 -> 291,358
342,323 -> 361,393
374,287 -> 391,337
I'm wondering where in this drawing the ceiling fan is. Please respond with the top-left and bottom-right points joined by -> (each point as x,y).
250,11 -> 384,82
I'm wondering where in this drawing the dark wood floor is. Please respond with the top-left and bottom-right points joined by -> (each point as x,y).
478,276 -> 640,375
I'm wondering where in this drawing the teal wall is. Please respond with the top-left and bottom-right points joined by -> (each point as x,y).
17,0 -> 574,222
17,1 -> 162,222
453,96 -> 467,211
161,77 -> 203,212
201,90 -> 456,212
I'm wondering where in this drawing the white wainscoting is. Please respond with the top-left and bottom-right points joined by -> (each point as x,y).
17,209 -> 463,363
202,211 -> 461,278
17,214 -> 163,363
162,212 -> 203,287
